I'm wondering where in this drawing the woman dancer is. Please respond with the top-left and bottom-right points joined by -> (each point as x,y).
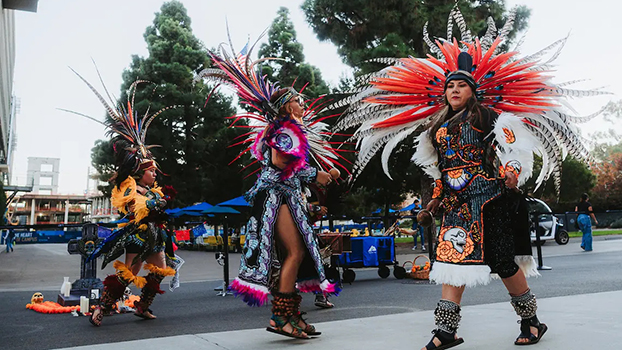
197,41 -> 345,339
67,72 -> 180,326
334,6 -> 607,348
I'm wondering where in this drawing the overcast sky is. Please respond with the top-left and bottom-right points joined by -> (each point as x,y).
12,0 -> 621,194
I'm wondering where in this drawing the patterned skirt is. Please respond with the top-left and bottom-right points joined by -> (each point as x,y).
231,188 -> 340,306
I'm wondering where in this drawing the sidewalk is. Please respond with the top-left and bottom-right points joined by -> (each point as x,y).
53,290 -> 621,350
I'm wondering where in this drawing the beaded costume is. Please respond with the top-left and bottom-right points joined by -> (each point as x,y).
335,5 -> 608,287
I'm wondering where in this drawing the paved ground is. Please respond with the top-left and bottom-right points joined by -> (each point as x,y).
1,235 -> 621,350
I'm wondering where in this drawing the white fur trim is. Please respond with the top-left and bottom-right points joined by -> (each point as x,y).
489,256 -> 541,280
412,131 -> 441,180
491,112 -> 537,186
515,255 -> 541,278
429,262 -> 492,287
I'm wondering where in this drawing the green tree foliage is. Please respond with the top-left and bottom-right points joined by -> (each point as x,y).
258,7 -> 329,98
90,139 -> 115,197
91,1 -> 244,207
591,100 -> 622,161
524,157 -> 596,211
302,0 -> 529,74
302,1 -> 529,215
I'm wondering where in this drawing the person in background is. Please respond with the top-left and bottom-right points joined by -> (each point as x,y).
411,199 -> 426,251
5,229 -> 15,253
575,193 -> 598,252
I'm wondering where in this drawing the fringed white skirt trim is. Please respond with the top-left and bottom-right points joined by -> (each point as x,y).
430,255 -> 540,287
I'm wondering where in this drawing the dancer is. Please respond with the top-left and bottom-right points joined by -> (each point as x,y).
335,5 -> 607,349
197,38 -> 346,339
65,71 -> 180,326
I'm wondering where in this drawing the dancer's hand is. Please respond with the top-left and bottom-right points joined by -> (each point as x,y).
316,171 -> 332,186
318,206 -> 328,216
426,199 -> 441,214
329,168 -> 341,179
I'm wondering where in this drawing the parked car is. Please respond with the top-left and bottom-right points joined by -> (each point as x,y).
525,197 -> 569,245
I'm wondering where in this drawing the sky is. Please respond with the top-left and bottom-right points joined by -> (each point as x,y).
11,0 -> 622,194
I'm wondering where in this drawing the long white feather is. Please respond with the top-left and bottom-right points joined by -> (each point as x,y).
412,131 -> 441,180
492,113 -> 537,186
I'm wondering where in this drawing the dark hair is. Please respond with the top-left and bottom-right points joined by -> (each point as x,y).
581,193 -> 589,202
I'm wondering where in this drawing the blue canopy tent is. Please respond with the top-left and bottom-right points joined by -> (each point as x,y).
165,208 -> 209,218
165,208 -> 182,214
372,208 -> 397,214
399,203 -> 416,212
217,196 -> 250,207
202,206 -> 241,215
181,202 -> 213,212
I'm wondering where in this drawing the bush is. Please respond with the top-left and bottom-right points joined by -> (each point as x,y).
609,218 -> 622,228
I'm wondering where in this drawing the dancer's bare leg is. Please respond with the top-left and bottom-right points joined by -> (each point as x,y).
125,253 -> 142,275
272,204 -> 307,336
502,271 -> 539,343
275,204 -> 306,292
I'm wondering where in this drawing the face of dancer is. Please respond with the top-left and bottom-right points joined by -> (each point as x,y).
286,96 -> 305,122
139,168 -> 157,187
445,80 -> 472,111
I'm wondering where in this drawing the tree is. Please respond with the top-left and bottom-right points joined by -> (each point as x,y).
302,0 -> 529,74
302,0 -> 530,215
91,1 -> 244,207
591,153 -> 622,210
258,7 -> 330,98
524,157 -> 596,211
90,139 -> 115,197
591,100 -> 622,161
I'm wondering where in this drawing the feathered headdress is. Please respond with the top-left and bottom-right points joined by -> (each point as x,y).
334,5 -> 609,193
61,67 -> 177,186
195,35 -> 350,177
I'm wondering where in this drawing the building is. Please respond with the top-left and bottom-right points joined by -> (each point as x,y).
86,167 -> 117,223
26,157 -> 60,194
0,0 -> 39,184
10,193 -> 89,225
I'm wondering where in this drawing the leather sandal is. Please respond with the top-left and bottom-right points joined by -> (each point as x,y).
89,305 -> 104,327
292,311 -> 321,336
425,329 -> 464,350
266,315 -> 310,339
515,317 -> 548,345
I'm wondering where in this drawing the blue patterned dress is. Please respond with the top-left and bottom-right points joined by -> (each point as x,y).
230,119 -> 339,306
